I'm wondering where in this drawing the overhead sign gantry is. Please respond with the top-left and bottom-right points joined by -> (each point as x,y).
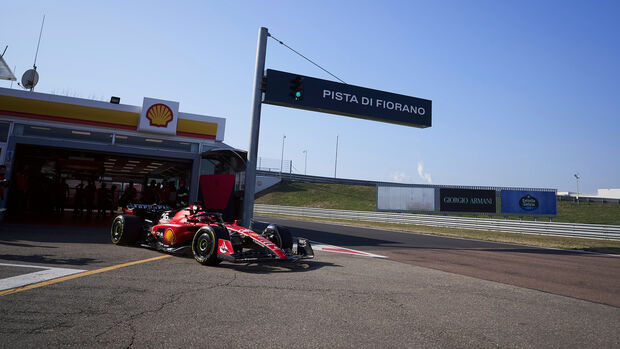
242,27 -> 432,227
263,69 -> 431,128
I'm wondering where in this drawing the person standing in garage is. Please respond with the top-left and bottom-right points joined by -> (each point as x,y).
119,181 -> 137,207
54,178 -> 69,217
84,180 -> 96,218
160,181 -> 171,207
177,179 -> 188,208
96,182 -> 108,218
108,184 -> 117,216
143,179 -> 160,204
167,181 -> 177,207
74,182 -> 84,216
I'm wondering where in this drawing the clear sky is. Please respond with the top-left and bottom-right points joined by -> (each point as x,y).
2,0 -> 618,193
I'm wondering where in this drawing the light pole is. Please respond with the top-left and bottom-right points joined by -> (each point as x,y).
280,134 -> 286,177
242,26 -> 268,228
573,173 -> 580,204
302,150 -> 307,175
334,134 -> 339,178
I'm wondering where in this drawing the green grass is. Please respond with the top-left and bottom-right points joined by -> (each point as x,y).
255,181 -> 376,211
556,201 -> 620,225
256,181 -> 620,225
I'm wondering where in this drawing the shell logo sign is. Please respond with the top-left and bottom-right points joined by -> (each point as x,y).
138,97 -> 180,135
146,103 -> 174,127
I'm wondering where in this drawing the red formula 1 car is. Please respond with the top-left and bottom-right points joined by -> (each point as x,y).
110,203 -> 314,266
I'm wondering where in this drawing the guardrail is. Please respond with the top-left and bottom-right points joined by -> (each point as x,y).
254,204 -> 620,241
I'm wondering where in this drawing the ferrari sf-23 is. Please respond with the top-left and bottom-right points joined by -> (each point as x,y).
110,203 -> 314,266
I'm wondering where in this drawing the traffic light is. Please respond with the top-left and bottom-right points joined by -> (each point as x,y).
290,76 -> 304,101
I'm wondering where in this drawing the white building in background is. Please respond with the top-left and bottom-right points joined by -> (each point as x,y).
557,188 -> 620,201
596,189 -> 620,199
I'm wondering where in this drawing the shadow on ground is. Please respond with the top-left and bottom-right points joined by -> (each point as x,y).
0,253 -> 98,266
0,224 -> 110,244
217,260 -> 340,274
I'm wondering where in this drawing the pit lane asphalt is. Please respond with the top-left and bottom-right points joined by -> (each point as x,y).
254,216 -> 620,308
0,221 -> 619,348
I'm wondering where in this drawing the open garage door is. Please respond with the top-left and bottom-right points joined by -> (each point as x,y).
6,144 -> 193,221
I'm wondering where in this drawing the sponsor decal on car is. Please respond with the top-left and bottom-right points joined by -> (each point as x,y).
217,240 -> 234,256
233,228 -> 287,259
164,228 -> 176,245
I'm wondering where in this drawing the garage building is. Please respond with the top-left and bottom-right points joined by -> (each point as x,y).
0,87 -> 240,221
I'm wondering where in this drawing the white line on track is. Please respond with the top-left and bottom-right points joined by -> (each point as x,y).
0,263 -> 86,291
310,241 -> 387,258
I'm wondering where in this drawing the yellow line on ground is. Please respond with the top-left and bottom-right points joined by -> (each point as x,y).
0,255 -> 172,297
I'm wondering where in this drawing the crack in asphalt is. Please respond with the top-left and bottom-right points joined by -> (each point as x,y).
1,307 -> 93,336
89,273 -> 239,348
126,274 -> 239,348
127,321 -> 136,349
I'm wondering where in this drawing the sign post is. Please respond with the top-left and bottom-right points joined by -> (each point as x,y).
242,27 -> 269,228
242,29 -> 432,227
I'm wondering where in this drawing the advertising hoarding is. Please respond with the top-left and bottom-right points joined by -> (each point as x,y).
500,190 -> 557,215
377,186 -> 435,212
439,188 -> 497,213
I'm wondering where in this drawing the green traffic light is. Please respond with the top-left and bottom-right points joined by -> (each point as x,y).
295,91 -> 302,98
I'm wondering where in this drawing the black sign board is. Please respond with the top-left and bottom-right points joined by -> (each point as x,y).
263,69 -> 432,128
439,188 -> 497,213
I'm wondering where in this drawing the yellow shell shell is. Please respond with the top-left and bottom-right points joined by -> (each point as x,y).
164,228 -> 176,245
147,104 -> 173,127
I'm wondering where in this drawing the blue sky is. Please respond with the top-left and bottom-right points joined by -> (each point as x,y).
2,1 -> 618,193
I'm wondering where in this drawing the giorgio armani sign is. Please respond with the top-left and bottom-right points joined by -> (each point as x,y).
439,188 -> 497,213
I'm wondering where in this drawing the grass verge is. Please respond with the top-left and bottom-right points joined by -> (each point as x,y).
256,182 -> 376,211
256,181 -> 620,225
257,212 -> 620,255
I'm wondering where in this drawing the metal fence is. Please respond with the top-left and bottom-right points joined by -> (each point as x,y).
256,170 -> 556,192
257,158 -> 292,174
256,170 -> 381,186
254,204 -> 620,241
557,195 -> 620,204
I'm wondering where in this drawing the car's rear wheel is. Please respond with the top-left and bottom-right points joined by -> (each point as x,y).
192,226 -> 221,265
111,215 -> 143,245
262,224 -> 293,250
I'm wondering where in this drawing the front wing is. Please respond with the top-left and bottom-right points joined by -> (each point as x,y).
216,237 -> 314,263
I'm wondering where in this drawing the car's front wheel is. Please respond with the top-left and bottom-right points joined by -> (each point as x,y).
192,226 -> 221,266
262,224 -> 293,250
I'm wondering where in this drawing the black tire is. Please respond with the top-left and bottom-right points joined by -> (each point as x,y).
111,214 -> 143,245
262,224 -> 293,250
192,226 -> 222,266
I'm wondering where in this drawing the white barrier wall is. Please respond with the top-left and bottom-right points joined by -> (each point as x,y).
377,186 -> 435,211
255,176 -> 281,193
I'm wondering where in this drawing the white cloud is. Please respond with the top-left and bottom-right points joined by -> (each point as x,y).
417,161 -> 432,184
390,171 -> 410,183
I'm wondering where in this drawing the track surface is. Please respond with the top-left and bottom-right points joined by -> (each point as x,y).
255,216 -> 620,307
0,220 -> 619,348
